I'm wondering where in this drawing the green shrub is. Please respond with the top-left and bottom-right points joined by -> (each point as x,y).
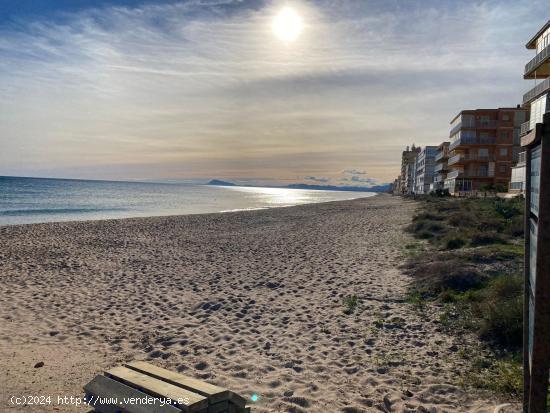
417,230 -> 435,239
448,211 -> 475,227
477,275 -> 523,348
408,260 -> 487,294
470,232 -> 507,247
342,295 -> 358,315
505,215 -> 524,237
413,212 -> 445,222
463,357 -> 522,396
444,236 -> 466,250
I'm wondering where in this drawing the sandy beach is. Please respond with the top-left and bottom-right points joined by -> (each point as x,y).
0,195 -> 511,412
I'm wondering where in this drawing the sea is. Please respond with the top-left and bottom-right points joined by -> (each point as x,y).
0,176 -> 376,226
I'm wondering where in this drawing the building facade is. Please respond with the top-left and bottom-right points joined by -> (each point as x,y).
443,108 -> 528,194
415,146 -> 437,194
430,142 -> 450,192
514,21 -> 550,194
522,19 -> 550,134
398,145 -> 420,194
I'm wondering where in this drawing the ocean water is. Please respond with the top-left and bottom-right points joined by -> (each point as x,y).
0,176 -> 376,226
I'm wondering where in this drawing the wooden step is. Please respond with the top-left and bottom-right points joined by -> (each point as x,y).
84,374 -> 182,413
125,361 -> 246,407
105,366 -> 208,413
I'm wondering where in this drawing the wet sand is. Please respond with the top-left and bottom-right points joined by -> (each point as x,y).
0,195 -> 514,412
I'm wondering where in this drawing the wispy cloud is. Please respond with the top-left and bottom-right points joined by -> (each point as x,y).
0,0 -> 547,183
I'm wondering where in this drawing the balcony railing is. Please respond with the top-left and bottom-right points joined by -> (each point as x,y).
447,170 -> 461,179
476,120 -> 498,129
449,136 -> 496,151
449,123 -> 461,138
520,120 -> 532,137
448,154 -> 460,166
435,151 -> 449,162
449,121 -> 476,137
447,154 -> 494,166
434,163 -> 448,172
523,77 -> 550,104
525,43 -> 550,78
447,169 -> 494,179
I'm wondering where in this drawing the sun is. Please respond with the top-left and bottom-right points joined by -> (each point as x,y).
272,7 -> 303,42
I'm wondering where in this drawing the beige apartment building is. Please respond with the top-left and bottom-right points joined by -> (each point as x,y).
443,107 -> 528,195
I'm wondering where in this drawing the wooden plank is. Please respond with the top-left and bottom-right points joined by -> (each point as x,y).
106,366 -> 208,413
84,374 -> 182,413
125,361 -> 246,407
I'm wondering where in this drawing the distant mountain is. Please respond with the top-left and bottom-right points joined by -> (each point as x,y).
207,179 -> 236,186
206,179 -> 390,192
286,183 -> 390,192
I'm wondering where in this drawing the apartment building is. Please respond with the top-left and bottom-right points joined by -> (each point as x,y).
398,145 -> 420,194
443,107 -> 528,194
430,142 -> 450,192
522,19 -> 550,133
515,21 -> 550,193
415,146 -> 437,194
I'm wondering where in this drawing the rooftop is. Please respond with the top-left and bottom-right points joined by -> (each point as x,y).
526,20 -> 550,49
449,107 -> 525,124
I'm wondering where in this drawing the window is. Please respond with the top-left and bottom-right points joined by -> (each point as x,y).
500,148 -> 508,156
500,131 -> 508,140
502,114 -> 510,121
499,165 -> 507,173
513,129 -> 520,145
478,148 -> 489,158
530,94 -> 549,129
480,132 -> 489,138
462,114 -> 475,127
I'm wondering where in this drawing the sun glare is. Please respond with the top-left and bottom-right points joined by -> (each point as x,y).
272,7 -> 303,42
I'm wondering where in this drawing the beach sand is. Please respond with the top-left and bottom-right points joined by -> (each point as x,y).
0,195 -> 515,412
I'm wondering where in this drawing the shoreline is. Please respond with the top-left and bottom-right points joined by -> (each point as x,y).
0,193 -> 378,228
0,195 -> 508,412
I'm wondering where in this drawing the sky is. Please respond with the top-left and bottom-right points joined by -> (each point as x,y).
0,0 -> 548,186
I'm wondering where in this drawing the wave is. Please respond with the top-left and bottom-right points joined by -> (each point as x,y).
0,207 -> 126,216
219,207 -> 270,213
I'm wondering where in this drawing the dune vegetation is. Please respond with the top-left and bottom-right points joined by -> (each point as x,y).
403,195 -> 525,397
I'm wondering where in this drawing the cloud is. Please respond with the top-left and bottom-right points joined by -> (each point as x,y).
304,176 -> 330,183
0,0 -> 547,182
301,169 -> 380,187
343,169 -> 367,175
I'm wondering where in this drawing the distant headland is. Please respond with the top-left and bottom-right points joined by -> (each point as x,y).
207,179 -> 390,192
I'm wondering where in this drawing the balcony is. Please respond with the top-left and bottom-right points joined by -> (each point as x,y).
449,121 -> 476,137
447,169 -> 494,179
448,154 -> 494,166
449,136 -> 496,151
449,123 -> 461,137
525,44 -> 550,79
523,77 -> 550,104
434,163 -> 448,173
520,120 -> 532,137
476,120 -> 498,129
435,151 -> 449,162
